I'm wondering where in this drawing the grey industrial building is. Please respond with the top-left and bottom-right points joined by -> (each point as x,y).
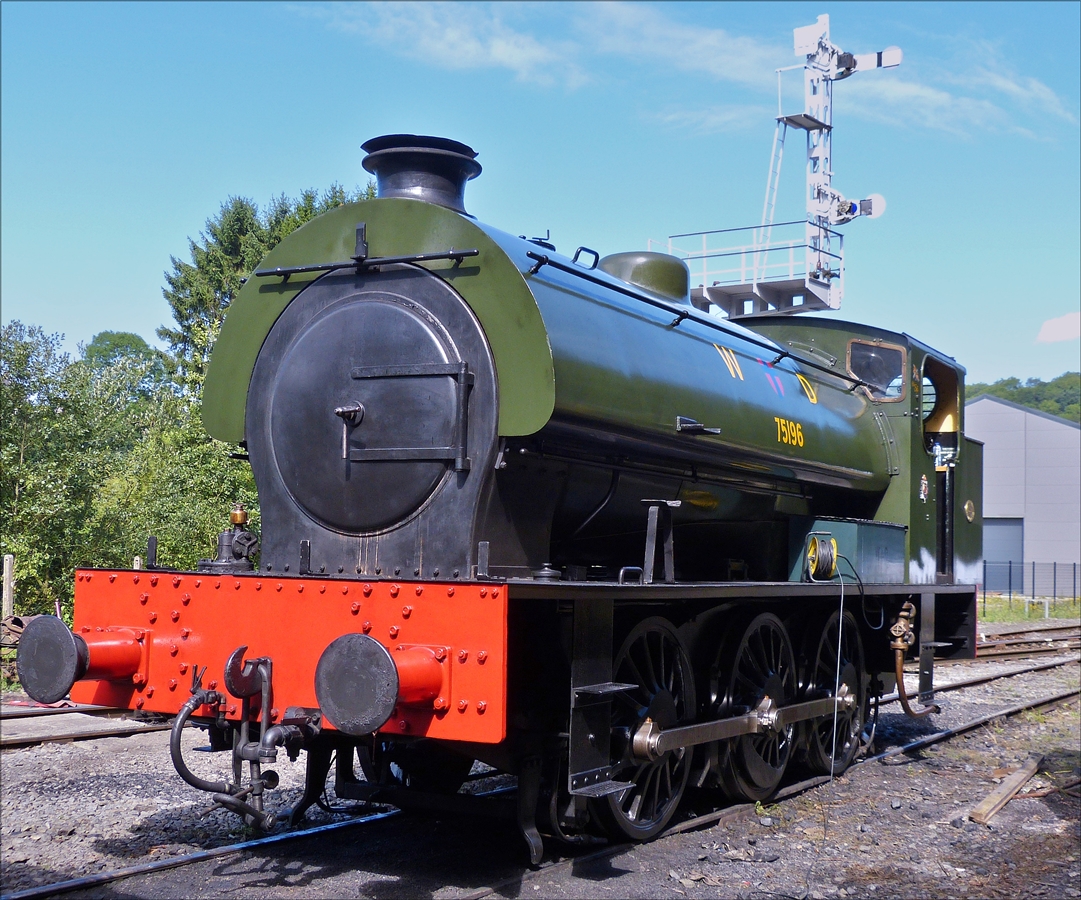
964,395 -> 1080,591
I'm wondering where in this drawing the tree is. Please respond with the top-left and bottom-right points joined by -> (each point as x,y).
0,323 -> 157,614
2,183 -> 376,615
90,402 -> 259,575
968,372 -> 1080,423
158,183 -> 375,394
81,330 -> 170,407
82,331 -> 154,367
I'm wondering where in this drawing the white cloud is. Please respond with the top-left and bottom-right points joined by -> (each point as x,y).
654,104 -> 771,135
577,2 -> 783,90
304,2 -> 588,88
964,67 -> 1078,124
940,38 -> 1078,125
297,3 -> 1078,139
842,77 -> 1038,138
1036,311 -> 1081,343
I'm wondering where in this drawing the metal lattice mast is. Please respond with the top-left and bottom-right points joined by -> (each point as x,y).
803,24 -> 838,296
655,15 -> 901,320
763,15 -> 902,310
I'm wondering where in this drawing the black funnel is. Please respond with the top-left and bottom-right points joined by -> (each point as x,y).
361,134 -> 481,215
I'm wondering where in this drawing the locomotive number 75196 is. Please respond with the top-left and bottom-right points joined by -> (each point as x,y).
774,416 -> 804,447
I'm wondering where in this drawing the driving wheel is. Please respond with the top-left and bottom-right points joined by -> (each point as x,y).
711,612 -> 797,802
593,617 -> 696,840
799,610 -> 866,776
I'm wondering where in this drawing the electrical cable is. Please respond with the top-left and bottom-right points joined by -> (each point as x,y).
837,553 -> 882,631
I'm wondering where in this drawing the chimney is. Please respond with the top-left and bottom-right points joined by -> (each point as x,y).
361,134 -> 481,215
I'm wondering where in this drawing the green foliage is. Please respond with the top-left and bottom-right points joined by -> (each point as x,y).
2,183 -> 373,618
1,322 -> 153,615
968,372 -> 1080,423
91,403 -> 259,574
82,330 -> 154,367
158,183 -> 375,394
80,330 -> 170,409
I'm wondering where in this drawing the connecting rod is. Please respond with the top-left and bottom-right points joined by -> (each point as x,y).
632,688 -> 855,763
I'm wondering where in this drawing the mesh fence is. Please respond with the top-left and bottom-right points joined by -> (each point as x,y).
982,560 -> 1079,603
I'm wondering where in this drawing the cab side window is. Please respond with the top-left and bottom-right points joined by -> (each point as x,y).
848,340 -> 906,401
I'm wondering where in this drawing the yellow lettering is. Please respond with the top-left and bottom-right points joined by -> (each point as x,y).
728,348 -> 744,380
714,344 -> 736,379
774,416 -> 806,448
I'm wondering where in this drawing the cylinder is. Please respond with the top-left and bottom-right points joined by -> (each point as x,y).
394,646 -> 443,705
82,629 -> 142,681
361,134 -> 481,215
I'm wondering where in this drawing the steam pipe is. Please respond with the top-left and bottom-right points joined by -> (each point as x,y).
170,690 -> 233,795
211,792 -> 277,829
893,647 -> 940,718
889,601 -> 940,718
258,724 -> 303,761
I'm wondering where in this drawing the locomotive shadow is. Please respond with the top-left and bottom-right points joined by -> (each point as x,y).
870,706 -> 982,769
208,810 -> 544,898
83,801 -> 570,898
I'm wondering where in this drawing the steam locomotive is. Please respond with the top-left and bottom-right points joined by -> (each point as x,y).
18,135 -> 979,862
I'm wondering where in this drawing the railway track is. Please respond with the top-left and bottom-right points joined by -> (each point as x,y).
0,704 -> 173,748
976,642 -> 1080,660
4,657 -> 1077,900
980,622 -> 1080,638
889,656 -> 1078,705
974,624 -> 1079,661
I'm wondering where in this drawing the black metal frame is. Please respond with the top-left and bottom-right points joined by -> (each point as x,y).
348,362 -> 475,472
567,596 -> 635,798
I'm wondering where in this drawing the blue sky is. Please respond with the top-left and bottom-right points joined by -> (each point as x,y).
2,1 -> 1078,383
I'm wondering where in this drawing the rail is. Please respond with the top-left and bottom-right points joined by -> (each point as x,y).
3,662 -> 1076,900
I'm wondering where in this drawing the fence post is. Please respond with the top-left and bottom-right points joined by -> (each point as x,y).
982,559 -> 987,616
2,554 -> 13,619
1053,561 -> 1057,612
1032,560 -> 1036,602
1008,560 -> 1012,607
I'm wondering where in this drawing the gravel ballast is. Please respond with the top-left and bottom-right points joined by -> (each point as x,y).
1,648 -> 1077,898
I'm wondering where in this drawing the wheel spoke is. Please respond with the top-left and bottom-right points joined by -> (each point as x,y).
802,611 -> 865,776
646,762 -> 662,820
621,654 -> 650,698
598,618 -> 695,839
634,765 -> 657,819
715,614 -> 795,802
641,639 -> 660,693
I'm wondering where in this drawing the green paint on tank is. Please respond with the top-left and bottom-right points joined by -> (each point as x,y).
201,198 -> 555,443
474,224 -> 892,493
597,252 -> 690,303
